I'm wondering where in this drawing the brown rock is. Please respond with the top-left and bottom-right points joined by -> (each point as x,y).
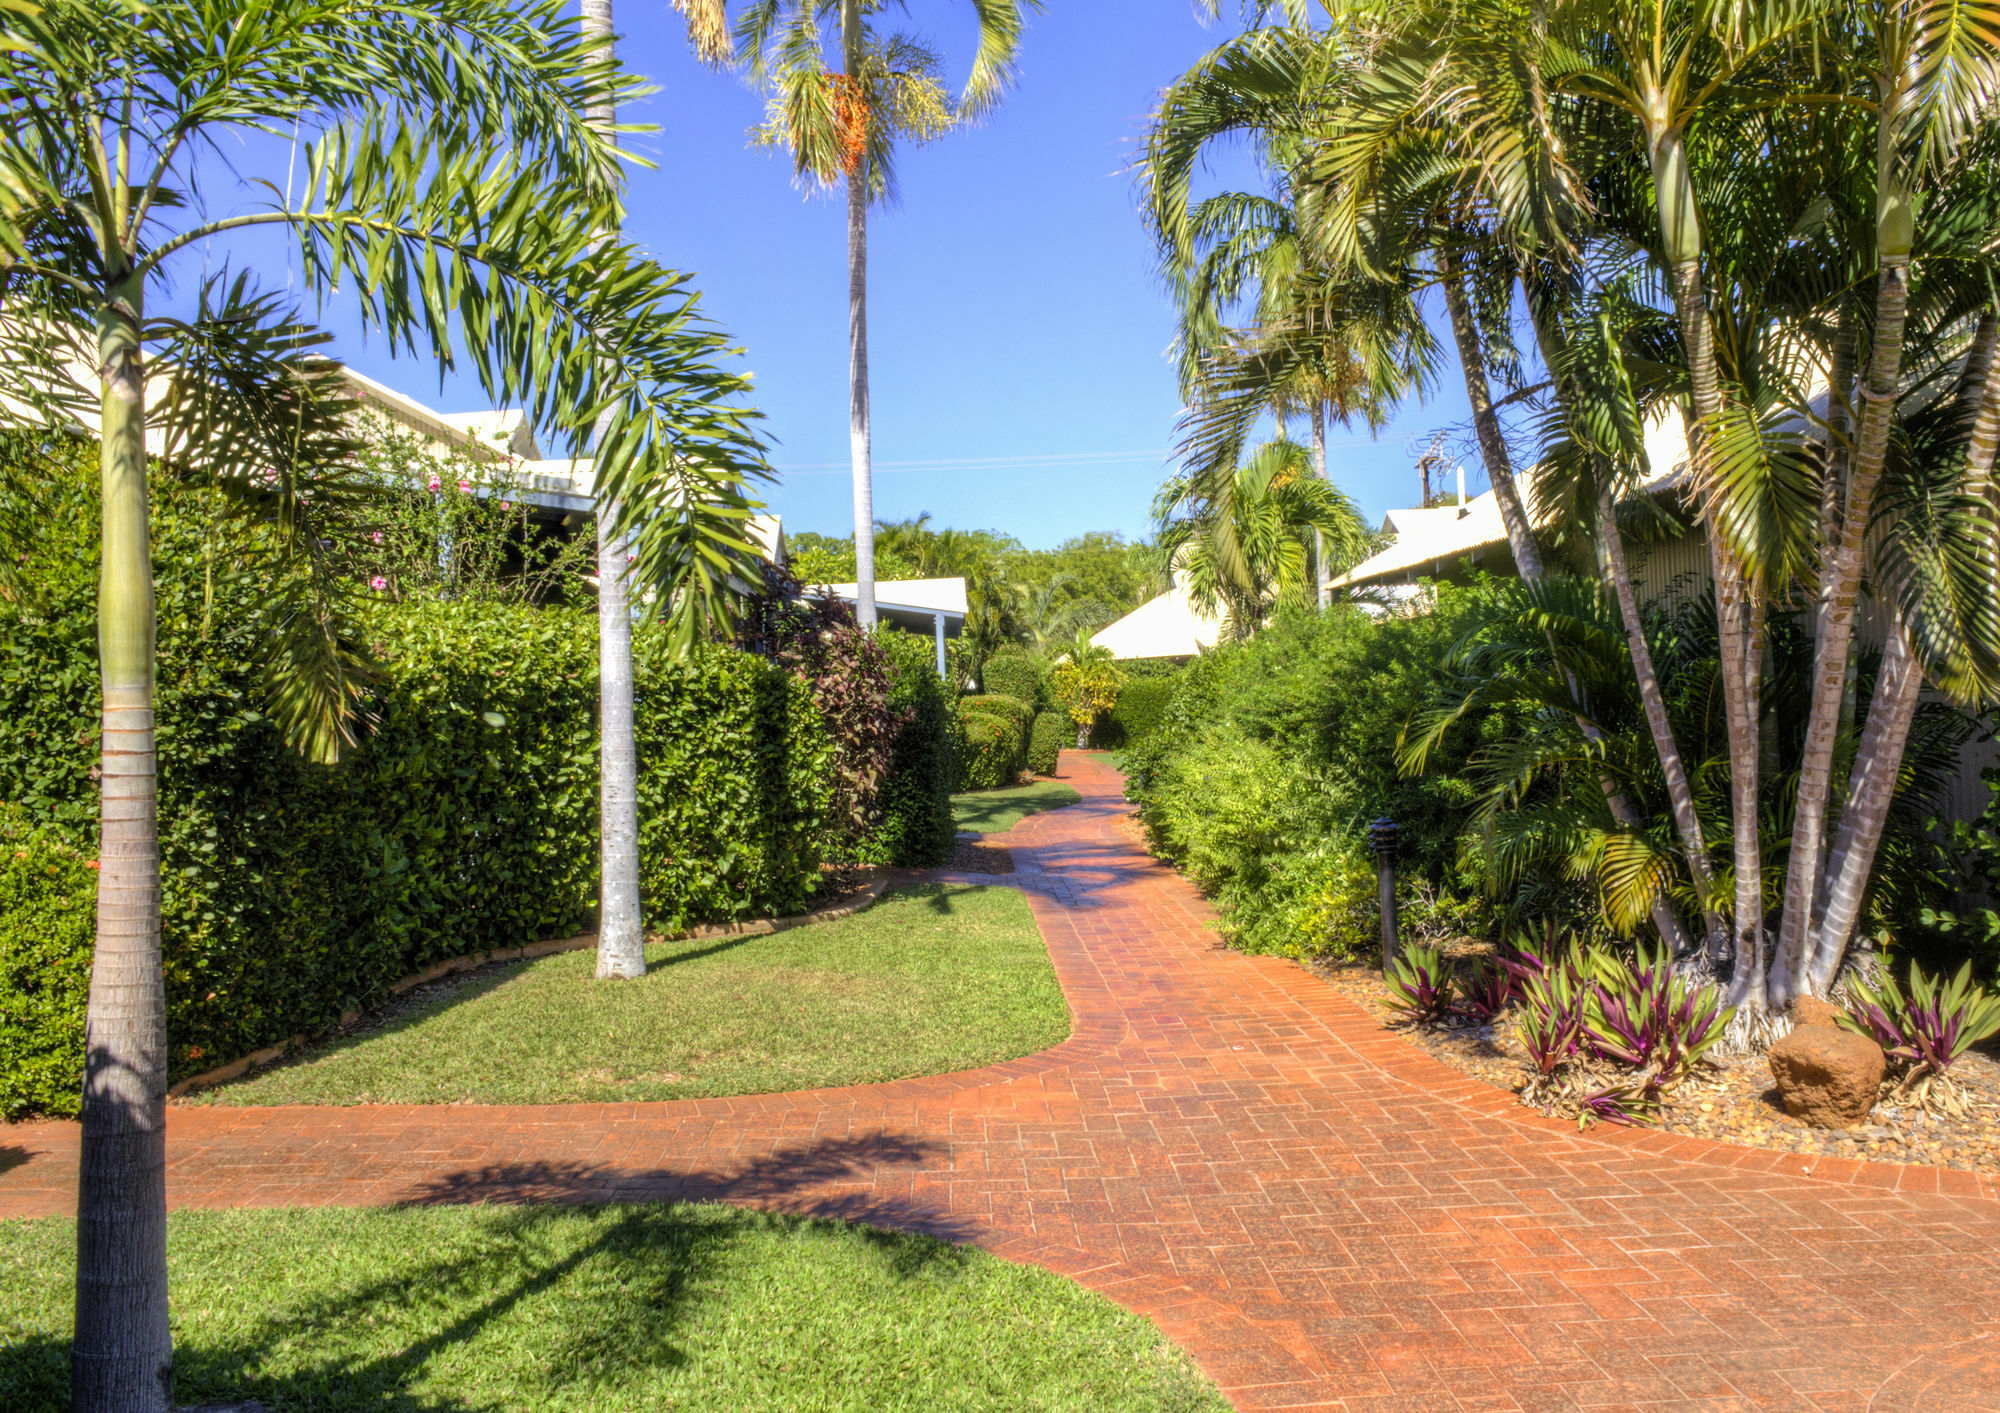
1769,1026 -> 1885,1129
1790,994 -> 1849,1029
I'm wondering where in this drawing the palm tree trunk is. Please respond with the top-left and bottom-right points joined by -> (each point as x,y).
1815,298 -> 1858,635
1803,321 -> 2000,993
594,511 -> 644,978
74,276 -> 173,1413
1598,479 -> 1723,942
1440,251 -> 1542,579
1804,614 -> 1924,996
1312,400 -> 1328,605
843,0 -> 875,630
579,0 -> 646,980
1773,224 -> 1916,1007
1653,145 -> 1764,1006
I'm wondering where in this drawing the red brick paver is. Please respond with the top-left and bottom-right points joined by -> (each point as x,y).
5,752 -> 1999,1411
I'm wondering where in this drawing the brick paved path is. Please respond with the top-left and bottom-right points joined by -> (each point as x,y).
6,752 -> 2000,1411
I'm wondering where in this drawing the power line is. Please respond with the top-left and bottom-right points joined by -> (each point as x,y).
776,437 -> 1382,477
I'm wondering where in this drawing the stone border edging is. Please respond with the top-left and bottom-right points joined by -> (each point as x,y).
166,876 -> 898,1099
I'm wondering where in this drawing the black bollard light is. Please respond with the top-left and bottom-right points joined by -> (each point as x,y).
1368,817 -> 1400,971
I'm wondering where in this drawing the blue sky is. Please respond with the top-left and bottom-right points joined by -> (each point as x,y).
214,4 -> 1480,550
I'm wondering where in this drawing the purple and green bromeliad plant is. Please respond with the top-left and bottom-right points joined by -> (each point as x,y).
1383,942 -> 1455,1023
1839,961 -> 2000,1085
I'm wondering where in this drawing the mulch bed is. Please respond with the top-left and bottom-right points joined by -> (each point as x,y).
1308,952 -> 2000,1176
948,833 -> 1015,875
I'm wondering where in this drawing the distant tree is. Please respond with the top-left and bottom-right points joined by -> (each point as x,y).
1155,437 -> 1373,638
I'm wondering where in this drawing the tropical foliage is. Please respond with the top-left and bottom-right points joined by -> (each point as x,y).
1154,436 -> 1373,637
1142,0 -> 2000,1026
791,517 -> 1157,673
1123,593 -> 1506,958
0,2 -> 774,1398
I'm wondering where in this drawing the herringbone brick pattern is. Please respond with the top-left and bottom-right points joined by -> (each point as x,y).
5,753 -> 1998,1411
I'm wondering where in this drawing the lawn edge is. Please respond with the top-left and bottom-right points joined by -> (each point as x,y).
167,877 -> 900,1100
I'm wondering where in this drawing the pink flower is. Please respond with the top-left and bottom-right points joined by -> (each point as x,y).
458,480 -> 473,494
426,474 -> 442,492
369,576 -> 388,591
499,501 -> 511,511
370,531 -> 384,544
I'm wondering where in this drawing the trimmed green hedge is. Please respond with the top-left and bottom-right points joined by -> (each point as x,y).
1028,711 -> 1068,777
959,712 -> 1022,792
633,638 -> 834,928
870,629 -> 959,867
980,651 -> 1048,711
1090,676 -> 1180,750
0,806 -> 97,1118
0,460 -> 846,1116
963,692 -> 1032,743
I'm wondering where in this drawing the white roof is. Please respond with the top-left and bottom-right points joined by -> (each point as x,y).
814,577 -> 968,619
1335,406 -> 1693,589
1090,584 -> 1224,660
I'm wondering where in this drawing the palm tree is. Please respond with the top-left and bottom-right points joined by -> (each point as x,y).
1439,0 -> 2000,1009
0,3 -> 766,1405
737,0 -> 1038,629
579,0 -> 733,982
1154,436 -> 1373,638
1011,572 -> 1115,653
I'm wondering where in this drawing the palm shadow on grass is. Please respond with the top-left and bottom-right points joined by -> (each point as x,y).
0,1134 -> 973,1413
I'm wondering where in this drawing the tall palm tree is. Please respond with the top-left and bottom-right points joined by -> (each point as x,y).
0,3 -> 766,1405
579,0 -> 733,982
1309,0 -> 2000,1011
738,0 -> 1038,629
1154,436 -> 1372,638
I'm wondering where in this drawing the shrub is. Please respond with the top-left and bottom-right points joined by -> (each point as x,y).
980,650 -> 1048,710
1122,598 -> 1506,961
871,629 -> 959,867
761,590 -> 903,856
0,459 -> 844,1111
1089,675 -> 1177,750
633,640 -> 835,929
0,806 -> 96,1119
963,692 -> 1033,743
1028,710 -> 1068,777
960,712 -> 1022,791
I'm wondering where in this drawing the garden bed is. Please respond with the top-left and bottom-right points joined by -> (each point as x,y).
1309,953 -> 2000,1175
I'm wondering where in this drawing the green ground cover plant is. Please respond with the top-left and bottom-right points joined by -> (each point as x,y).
951,782 -> 1082,836
0,1204 -> 1229,1413
199,885 -> 1067,1106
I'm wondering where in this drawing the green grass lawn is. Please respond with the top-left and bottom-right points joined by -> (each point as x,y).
0,1205 -> 1230,1412
950,781 -> 1081,835
203,884 -> 1068,1107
